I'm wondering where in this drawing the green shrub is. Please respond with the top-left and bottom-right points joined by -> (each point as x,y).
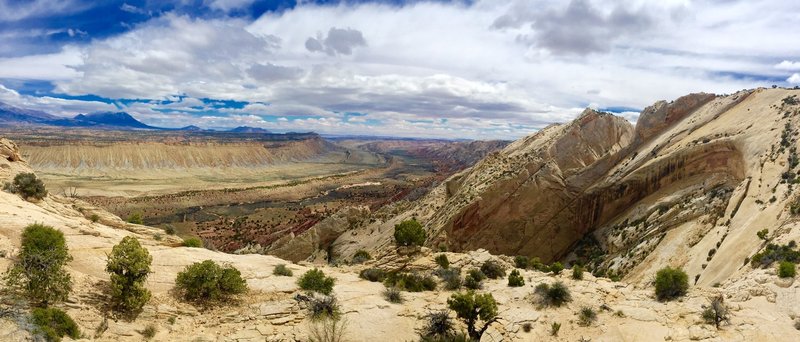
358,268 -> 386,282
514,256 -> 529,269
273,264 -> 293,277
480,260 -> 506,279
751,242 -> 800,268
308,294 -> 340,320
175,260 -> 247,303
106,236 -> 152,315
5,224 -> 72,306
534,281 -> 571,307
182,237 -> 203,248
529,257 -> 547,272
298,268 -> 336,295
90,214 -> 100,223
383,287 -> 404,304
393,219 -> 426,247
549,262 -> 564,275
572,265 -> 584,280
7,172 -> 47,200
352,250 -> 371,264
435,254 -> 450,269
578,306 -> 597,326
507,269 -> 524,287
421,311 -> 454,340
126,212 -> 144,225
779,261 -> 796,278
757,229 -> 769,240
447,291 -> 498,340
522,322 -> 532,333
31,307 -> 80,342
654,267 -> 689,301
464,269 -> 485,290
383,272 -> 436,292
437,268 -> 462,290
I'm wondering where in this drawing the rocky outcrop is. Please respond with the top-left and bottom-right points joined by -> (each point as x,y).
241,207 -> 370,262
0,137 -> 32,181
438,109 -> 635,261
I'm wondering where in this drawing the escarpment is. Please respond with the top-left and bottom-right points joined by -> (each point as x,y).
21,135 -> 333,174
329,88 -> 800,287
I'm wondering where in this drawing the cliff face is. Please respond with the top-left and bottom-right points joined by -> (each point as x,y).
22,136 -> 332,174
439,109 -> 635,261
331,88 -> 800,287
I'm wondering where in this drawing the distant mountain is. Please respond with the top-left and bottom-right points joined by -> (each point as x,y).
0,102 -> 59,124
179,125 -> 203,131
229,126 -> 271,133
64,112 -> 158,129
0,102 -> 158,130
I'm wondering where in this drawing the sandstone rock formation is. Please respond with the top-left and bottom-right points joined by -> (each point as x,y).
331,88 -> 800,287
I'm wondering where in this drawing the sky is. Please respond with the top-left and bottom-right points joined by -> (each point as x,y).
0,0 -> 799,139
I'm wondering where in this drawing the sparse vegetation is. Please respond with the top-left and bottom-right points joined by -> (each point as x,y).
6,172 -> 47,200
352,250 -> 371,264
383,287 -> 404,303
654,267 -> 689,301
507,269 -> 524,287
534,281 -> 571,307
126,212 -> 144,225
549,262 -> 564,275
393,219 -> 426,247
106,236 -> 152,315
578,306 -> 597,326
436,268 -> 462,290
90,214 -> 100,223
522,322 -> 532,333
514,255 -> 529,269
435,254 -> 450,269
175,260 -> 247,303
447,291 -> 498,340
383,272 -> 436,292
141,324 -> 157,339
464,269 -> 485,290
358,267 -> 386,282
572,265 -> 584,280
750,241 -> 800,268
31,307 -> 80,342
4,223 -> 72,306
298,268 -> 336,295
757,229 -> 769,241
273,264 -> 293,277
550,322 -> 561,336
421,311 -> 455,340
480,260 -> 506,279
778,261 -> 796,278
308,316 -> 348,342
308,294 -> 340,320
182,237 -> 203,248
702,296 -> 729,329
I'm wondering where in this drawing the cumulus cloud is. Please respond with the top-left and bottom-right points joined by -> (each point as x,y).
788,73 -> 800,84
777,60 -> 800,71
3,0 -> 800,139
494,0 -> 654,55
305,27 -> 366,56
